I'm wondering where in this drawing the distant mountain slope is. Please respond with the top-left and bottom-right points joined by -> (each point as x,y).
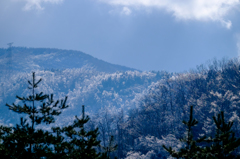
0,69 -> 166,125
0,47 -> 166,125
2,46 -> 240,158
0,47 -> 136,73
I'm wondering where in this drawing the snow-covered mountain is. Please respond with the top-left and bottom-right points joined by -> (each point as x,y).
2,47 -> 240,158
0,47 -> 165,124
0,47 -> 135,73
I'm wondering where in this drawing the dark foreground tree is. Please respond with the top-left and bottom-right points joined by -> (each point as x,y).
101,135 -> 118,159
201,111 -> 240,159
51,105 -> 105,159
163,106 -> 203,159
1,72 -> 68,158
163,106 -> 240,159
0,72 -> 116,158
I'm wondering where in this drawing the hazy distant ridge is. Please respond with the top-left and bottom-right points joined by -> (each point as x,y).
0,47 -> 164,125
0,47 -> 136,73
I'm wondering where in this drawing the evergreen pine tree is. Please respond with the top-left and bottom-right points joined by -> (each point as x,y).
1,72 -> 69,158
163,106 -> 204,159
0,72 -> 117,158
100,135 -> 118,159
0,125 -> 13,157
201,111 -> 240,159
163,106 -> 240,159
57,105 -> 106,159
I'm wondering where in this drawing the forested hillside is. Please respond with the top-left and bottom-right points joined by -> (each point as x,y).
0,69 -> 165,125
1,47 -> 240,158
0,47 -> 165,125
100,58 -> 240,158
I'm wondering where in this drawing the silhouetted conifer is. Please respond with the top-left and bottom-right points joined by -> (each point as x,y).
163,106 -> 203,159
0,72 -> 117,158
100,135 -> 118,159
53,105 -> 110,159
163,106 -> 240,159
1,72 -> 68,158
201,111 -> 240,158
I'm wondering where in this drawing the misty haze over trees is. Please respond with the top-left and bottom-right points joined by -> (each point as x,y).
1,47 -> 240,158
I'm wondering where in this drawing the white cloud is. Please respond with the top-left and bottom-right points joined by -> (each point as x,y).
121,7 -> 132,15
99,0 -> 240,29
14,0 -> 63,11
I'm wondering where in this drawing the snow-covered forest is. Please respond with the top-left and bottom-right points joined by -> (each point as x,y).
89,58 -> 240,158
1,47 -> 240,158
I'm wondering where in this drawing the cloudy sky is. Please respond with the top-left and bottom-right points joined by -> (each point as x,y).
1,0 -> 240,72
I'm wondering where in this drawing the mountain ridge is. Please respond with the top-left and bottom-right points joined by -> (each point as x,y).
0,47 -> 137,73
0,47 -> 165,125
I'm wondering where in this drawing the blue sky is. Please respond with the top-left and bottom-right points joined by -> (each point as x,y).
0,0 -> 240,72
